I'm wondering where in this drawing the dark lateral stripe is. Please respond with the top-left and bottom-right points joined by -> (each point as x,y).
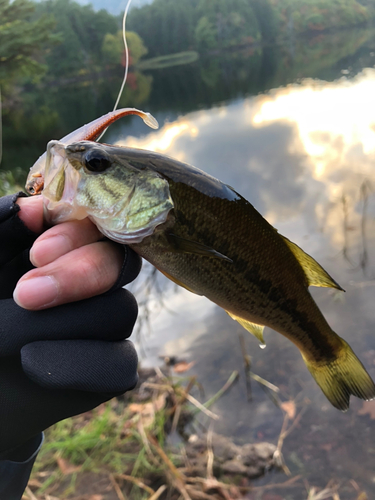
98,177 -> 117,198
83,188 -> 97,206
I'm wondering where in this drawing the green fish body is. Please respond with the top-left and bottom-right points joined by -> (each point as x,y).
42,141 -> 375,411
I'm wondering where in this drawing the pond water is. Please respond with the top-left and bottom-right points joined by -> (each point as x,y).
4,26 -> 375,498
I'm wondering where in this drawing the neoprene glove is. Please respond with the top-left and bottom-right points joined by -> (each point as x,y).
0,193 -> 142,459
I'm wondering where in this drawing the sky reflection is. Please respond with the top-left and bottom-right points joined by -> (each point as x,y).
116,68 -> 375,254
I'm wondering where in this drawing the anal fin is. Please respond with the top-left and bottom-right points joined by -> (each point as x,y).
227,311 -> 265,345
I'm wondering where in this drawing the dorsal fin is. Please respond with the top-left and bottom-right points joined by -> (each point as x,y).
226,311 -> 265,346
281,235 -> 344,292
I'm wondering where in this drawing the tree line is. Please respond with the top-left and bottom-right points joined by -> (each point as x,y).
127,0 -> 375,56
1,0 -> 375,91
2,0 -> 375,180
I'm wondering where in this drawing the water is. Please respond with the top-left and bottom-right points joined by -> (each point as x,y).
4,26 -> 375,498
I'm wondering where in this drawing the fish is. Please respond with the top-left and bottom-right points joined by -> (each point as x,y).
39,138 -> 375,411
25,108 -> 159,195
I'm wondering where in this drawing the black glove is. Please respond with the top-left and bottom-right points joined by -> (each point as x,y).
0,193 -> 142,459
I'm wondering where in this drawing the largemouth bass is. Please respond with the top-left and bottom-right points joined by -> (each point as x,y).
40,139 -> 375,411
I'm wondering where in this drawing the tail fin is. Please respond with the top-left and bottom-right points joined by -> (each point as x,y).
304,338 -> 375,411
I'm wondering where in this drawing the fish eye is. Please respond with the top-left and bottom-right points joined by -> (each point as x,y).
84,150 -> 111,173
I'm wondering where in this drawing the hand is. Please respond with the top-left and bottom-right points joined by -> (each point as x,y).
0,291 -> 139,457
14,196 -> 136,310
0,193 -> 142,458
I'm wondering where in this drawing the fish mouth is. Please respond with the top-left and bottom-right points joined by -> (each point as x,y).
43,141 -> 86,225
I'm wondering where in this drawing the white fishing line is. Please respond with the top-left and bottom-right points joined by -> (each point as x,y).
113,0 -> 132,112
97,0 -> 132,141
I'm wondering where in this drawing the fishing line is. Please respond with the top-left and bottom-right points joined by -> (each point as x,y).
97,0 -> 132,141
113,0 -> 132,112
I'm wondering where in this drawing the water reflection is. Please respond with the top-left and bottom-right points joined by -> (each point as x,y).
119,69 -> 375,496
115,68 -> 375,256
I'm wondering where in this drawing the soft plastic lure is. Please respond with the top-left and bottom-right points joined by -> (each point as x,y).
25,108 -> 158,195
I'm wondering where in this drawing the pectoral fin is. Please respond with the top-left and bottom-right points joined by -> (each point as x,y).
281,235 -> 344,291
167,233 -> 233,263
227,311 -> 265,345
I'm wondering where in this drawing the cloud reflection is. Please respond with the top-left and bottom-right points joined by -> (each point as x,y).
117,68 -> 375,256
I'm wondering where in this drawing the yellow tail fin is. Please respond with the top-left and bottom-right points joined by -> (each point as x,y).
303,338 -> 375,411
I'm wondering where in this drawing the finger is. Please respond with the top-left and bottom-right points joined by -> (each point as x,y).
14,240 -> 124,310
0,290 -> 138,355
16,196 -> 44,234
30,218 -> 102,267
21,339 -> 138,393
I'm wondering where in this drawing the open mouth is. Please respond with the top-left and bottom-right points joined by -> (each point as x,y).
43,141 -> 86,224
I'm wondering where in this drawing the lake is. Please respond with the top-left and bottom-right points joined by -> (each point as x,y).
4,25 -> 375,499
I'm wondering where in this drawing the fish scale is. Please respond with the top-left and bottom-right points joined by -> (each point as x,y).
131,175 -> 337,357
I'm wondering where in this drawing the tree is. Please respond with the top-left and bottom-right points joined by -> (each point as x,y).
195,0 -> 261,50
195,16 -> 217,51
0,0 -> 58,84
128,0 -> 201,57
35,0 -> 119,77
102,30 -> 148,66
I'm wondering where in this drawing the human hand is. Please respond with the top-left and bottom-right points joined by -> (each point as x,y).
0,193 -> 141,458
14,196 -> 138,309
0,291 -> 139,457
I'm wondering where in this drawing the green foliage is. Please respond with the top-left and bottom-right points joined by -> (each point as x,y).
0,168 -> 24,197
128,0 -> 201,57
129,0 -> 263,55
102,30 -> 148,66
35,0 -> 119,77
128,0 -> 375,58
127,31 -> 149,64
250,0 -> 279,41
195,0 -> 261,49
102,32 -> 123,65
0,0 -> 58,85
118,71 -> 153,107
272,0 -> 372,35
195,16 -> 217,50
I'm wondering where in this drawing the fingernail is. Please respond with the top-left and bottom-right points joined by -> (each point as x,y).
30,235 -> 70,267
14,276 -> 59,309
